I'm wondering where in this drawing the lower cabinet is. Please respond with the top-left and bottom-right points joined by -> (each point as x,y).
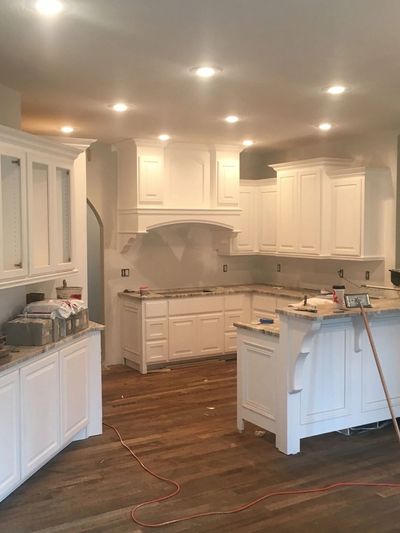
169,315 -> 198,360
60,340 -> 89,445
0,370 -> 20,497
0,333 -> 99,503
21,352 -> 60,477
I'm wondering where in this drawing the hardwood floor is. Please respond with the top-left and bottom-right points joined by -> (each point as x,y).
2,359 -> 400,532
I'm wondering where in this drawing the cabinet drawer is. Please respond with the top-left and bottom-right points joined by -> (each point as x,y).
145,318 -> 168,341
144,300 -> 167,318
169,296 -> 224,316
145,341 -> 168,363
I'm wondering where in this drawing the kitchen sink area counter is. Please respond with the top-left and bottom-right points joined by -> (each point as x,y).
119,283 -> 321,300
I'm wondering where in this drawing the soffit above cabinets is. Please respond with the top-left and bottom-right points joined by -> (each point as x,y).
116,139 -> 243,250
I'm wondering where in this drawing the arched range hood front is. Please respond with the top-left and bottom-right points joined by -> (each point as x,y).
116,139 -> 243,250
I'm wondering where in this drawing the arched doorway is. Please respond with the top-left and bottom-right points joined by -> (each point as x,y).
87,200 -> 105,325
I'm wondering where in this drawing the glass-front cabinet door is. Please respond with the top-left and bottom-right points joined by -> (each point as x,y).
0,145 -> 28,280
27,154 -> 53,275
54,164 -> 73,270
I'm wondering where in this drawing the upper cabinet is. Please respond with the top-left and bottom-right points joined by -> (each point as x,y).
0,145 -> 27,280
328,167 -> 387,258
219,158 -> 388,261
0,125 -> 82,289
116,140 -> 242,247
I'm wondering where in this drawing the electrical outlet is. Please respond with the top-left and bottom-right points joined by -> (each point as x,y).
338,269 -> 344,278
365,270 -> 370,281
121,268 -> 130,277
223,264 -> 228,272
277,263 -> 281,272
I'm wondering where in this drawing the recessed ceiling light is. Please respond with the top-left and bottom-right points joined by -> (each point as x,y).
318,122 -> 332,131
60,125 -> 74,134
225,115 -> 239,123
111,102 -> 128,113
326,85 -> 347,95
158,134 -> 170,141
242,139 -> 254,147
35,0 -> 63,16
190,66 -> 222,78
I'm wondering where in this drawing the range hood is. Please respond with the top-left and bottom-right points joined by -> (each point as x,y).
116,139 -> 242,250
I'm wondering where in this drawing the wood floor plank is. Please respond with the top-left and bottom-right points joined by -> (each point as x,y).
1,360 -> 400,532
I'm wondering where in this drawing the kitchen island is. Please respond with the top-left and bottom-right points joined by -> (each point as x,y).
236,299 -> 400,454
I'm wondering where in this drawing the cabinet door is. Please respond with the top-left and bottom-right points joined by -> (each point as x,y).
0,370 -> 20,499
330,177 -> 362,256
298,170 -> 321,255
216,158 -> 239,206
277,172 -> 297,253
27,154 -> 53,274
137,149 -> 164,205
54,164 -> 73,271
252,294 -> 277,321
0,145 -> 28,280
233,187 -> 256,252
21,352 -> 59,477
197,313 -> 224,356
168,315 -> 197,360
60,340 -> 89,445
258,183 -> 277,252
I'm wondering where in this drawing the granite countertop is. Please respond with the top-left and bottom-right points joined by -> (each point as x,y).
234,321 -> 280,337
118,284 -> 320,301
277,298 -> 400,321
0,321 -> 104,373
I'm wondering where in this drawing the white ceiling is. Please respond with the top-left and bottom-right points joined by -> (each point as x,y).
1,0 -> 400,148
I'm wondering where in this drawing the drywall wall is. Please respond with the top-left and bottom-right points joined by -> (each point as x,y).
257,130 -> 398,288
87,201 -> 104,324
86,142 -> 263,364
0,83 -> 21,129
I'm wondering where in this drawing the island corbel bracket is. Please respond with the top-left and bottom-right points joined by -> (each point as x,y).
287,319 -> 322,393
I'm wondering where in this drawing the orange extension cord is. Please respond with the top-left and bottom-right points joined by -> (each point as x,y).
103,422 -> 400,529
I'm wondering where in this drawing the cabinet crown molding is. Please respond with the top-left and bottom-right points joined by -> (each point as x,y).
270,157 -> 354,172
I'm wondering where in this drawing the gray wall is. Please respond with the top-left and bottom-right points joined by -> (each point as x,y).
0,83 -> 21,129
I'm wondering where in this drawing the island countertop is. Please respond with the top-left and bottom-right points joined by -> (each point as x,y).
234,321 -> 280,337
276,298 -> 400,321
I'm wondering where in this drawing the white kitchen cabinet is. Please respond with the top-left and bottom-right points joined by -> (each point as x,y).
0,145 -> 28,280
54,164 -> 73,271
27,154 -> 53,274
328,167 -> 386,258
0,330 -> 102,503
169,315 -> 198,360
252,294 -> 277,322
138,146 -> 164,205
213,150 -> 240,207
60,339 -> 89,445
224,294 -> 251,353
277,172 -> 298,253
0,125 -> 81,289
276,168 -> 321,255
20,352 -> 60,477
0,370 -> 20,498
197,313 -> 224,356
258,179 -> 277,253
121,299 -> 143,369
297,169 -> 321,254
232,184 -> 257,253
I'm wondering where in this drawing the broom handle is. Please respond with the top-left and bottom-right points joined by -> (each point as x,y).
358,301 -> 400,445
